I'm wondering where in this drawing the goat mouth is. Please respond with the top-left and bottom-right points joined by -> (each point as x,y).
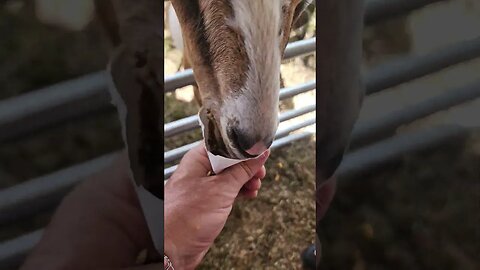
199,108 -> 230,157
199,108 -> 258,159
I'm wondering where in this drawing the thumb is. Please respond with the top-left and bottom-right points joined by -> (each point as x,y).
218,150 -> 270,191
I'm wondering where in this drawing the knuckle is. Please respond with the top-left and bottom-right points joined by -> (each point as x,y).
240,162 -> 254,178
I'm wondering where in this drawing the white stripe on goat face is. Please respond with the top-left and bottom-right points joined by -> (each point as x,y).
219,0 -> 284,154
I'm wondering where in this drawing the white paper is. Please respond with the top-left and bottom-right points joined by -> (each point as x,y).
197,113 -> 267,174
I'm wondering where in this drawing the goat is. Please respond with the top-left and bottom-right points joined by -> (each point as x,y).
169,0 -> 314,159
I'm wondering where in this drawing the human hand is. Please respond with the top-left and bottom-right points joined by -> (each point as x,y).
164,142 -> 270,269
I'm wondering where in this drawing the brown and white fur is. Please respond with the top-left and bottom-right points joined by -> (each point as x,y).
170,0 -> 313,159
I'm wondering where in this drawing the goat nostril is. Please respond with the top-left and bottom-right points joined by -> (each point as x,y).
230,127 -> 253,152
229,127 -> 271,156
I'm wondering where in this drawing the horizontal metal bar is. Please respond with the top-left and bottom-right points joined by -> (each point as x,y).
365,0 -> 446,25
0,153 -> 118,226
0,124 -> 468,269
163,69 -> 195,92
163,165 -> 177,180
164,115 -> 316,164
279,81 -> 316,100
164,131 -> 315,180
0,72 -> 112,143
164,81 -> 316,138
275,118 -> 316,139
0,229 -> 43,270
279,104 -> 316,122
353,80 -> 480,147
338,124 -> 468,178
164,141 -> 201,164
366,36 -> 480,94
163,115 -> 198,138
164,38 -> 316,92
282,37 -> 316,60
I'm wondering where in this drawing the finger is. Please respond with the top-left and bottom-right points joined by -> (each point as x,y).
173,142 -> 212,177
317,177 -> 337,221
219,150 -> 270,191
239,188 -> 258,199
254,165 -> 266,179
244,178 -> 262,191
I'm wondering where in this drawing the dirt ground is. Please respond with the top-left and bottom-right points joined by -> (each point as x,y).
0,1 -> 479,270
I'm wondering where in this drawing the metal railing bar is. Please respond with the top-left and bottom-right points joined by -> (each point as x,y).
282,37 -> 316,60
279,81 -> 316,100
164,116 -> 316,164
164,131 -> 315,180
163,115 -> 198,138
0,124 -> 467,269
0,153 -> 118,226
352,80 -> 480,147
365,0 -> 446,25
164,81 -> 316,138
164,141 -> 201,164
275,118 -> 316,139
0,72 -> 112,144
338,124 -> 468,178
279,104 -> 316,122
163,165 -> 177,180
163,69 -> 195,92
165,38 -> 316,91
366,36 -> 480,95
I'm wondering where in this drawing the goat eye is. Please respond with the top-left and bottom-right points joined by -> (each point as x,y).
278,27 -> 283,36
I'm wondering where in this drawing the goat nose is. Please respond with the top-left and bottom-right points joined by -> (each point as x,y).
231,128 -> 269,156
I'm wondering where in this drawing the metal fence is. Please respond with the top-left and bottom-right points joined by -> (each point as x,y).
1,0 -> 479,268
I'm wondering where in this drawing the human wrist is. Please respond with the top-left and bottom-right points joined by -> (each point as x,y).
164,254 -> 174,269
164,237 -> 204,270
164,237 -> 192,270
